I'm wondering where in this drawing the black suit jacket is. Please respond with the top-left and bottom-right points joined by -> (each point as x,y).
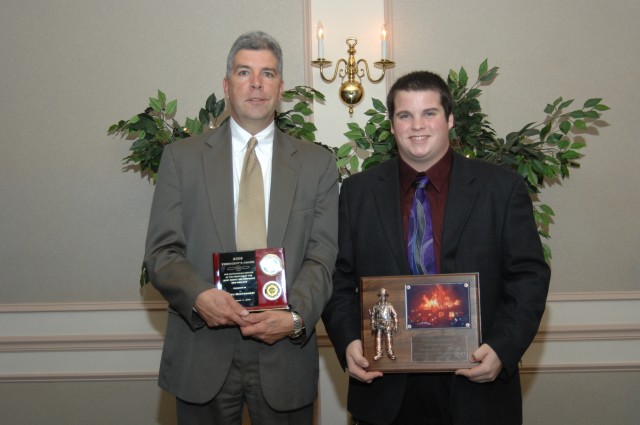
322,153 -> 550,424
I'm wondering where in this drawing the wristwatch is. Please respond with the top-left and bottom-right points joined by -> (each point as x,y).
289,310 -> 305,340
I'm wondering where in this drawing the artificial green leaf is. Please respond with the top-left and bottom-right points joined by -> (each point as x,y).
213,99 -> 225,117
364,108 -> 378,116
459,67 -> 468,87
539,204 -> 555,216
205,93 -> 218,111
336,157 -> 350,168
558,99 -> 574,110
165,100 -> 177,116
544,103 -> 555,114
336,143 -> 353,157
478,59 -> 488,77
574,119 -> 587,130
344,129 -> 364,139
559,121 -> 571,134
583,98 -> 602,108
371,114 -> 386,124
354,138 -> 370,150
293,102 -> 307,112
157,90 -> 167,106
365,122 -> 376,137
291,114 -> 305,125
303,121 -> 317,131
149,97 -> 162,113
540,122 -> 552,141
570,110 -> 585,119
199,109 -> 210,125
479,67 -> 498,82
584,110 -> 599,119
467,88 -> 481,100
372,98 -> 386,112
547,133 -> 562,144
561,150 -> 580,159
349,155 -> 360,172
448,69 -> 458,84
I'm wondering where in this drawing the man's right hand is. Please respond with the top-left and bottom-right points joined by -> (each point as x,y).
194,289 -> 250,327
345,340 -> 383,384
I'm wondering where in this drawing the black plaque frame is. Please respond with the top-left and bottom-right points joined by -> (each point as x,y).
360,273 -> 481,372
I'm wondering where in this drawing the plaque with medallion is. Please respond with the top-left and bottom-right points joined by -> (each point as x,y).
213,247 -> 288,311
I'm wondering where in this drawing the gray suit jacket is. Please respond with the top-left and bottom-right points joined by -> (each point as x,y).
322,153 -> 550,424
144,121 -> 338,409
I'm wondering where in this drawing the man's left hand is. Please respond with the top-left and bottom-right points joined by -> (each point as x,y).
454,343 -> 502,383
240,310 -> 294,345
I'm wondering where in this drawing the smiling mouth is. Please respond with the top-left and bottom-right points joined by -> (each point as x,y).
411,135 -> 429,141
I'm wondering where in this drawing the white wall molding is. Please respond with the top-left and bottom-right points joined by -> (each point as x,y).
1,292 -> 638,382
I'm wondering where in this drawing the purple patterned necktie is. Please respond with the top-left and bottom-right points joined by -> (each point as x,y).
407,175 -> 437,275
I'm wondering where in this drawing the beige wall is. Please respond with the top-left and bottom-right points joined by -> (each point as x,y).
0,0 -> 306,303
392,0 -> 640,293
1,0 -> 639,424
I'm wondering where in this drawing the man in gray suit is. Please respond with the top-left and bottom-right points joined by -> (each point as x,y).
144,31 -> 338,424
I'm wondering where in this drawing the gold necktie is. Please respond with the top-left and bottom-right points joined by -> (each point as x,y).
236,137 -> 267,250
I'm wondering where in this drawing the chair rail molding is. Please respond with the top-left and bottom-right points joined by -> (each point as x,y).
1,291 -> 639,382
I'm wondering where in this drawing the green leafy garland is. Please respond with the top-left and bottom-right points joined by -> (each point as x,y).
332,60 -> 609,260
109,60 -> 608,272
108,86 -> 325,183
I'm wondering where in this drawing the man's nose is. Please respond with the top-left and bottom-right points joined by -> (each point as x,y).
250,75 -> 263,89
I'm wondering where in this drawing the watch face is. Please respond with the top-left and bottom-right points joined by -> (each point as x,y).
260,254 -> 283,276
262,281 -> 283,301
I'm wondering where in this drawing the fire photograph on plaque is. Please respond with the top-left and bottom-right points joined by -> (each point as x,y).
360,273 -> 481,372
213,247 -> 288,311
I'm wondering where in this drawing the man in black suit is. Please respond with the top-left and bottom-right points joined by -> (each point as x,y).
322,71 -> 550,425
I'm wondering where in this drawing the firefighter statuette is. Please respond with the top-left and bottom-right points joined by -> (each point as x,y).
369,288 -> 398,360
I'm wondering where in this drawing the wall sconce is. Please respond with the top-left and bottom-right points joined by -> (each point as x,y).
311,22 -> 395,116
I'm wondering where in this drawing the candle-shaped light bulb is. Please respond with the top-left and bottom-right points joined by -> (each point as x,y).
317,21 -> 325,59
380,24 -> 387,60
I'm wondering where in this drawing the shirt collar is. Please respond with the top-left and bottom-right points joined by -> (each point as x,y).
398,149 -> 453,194
230,118 -> 275,154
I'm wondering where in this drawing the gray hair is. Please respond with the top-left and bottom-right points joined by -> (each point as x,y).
226,31 -> 283,77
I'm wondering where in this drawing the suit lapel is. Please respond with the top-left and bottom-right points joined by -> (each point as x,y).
441,154 -> 478,272
370,159 -> 412,275
202,124 -> 236,252
267,131 -> 299,248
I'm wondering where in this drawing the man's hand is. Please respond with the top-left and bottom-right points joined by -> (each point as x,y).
240,310 -> 293,345
194,289 -> 249,327
455,343 -> 502,383
345,340 -> 383,384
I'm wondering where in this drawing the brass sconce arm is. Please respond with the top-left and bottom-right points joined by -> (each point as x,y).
311,37 -> 395,116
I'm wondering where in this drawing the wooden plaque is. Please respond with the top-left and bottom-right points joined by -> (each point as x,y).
360,273 -> 481,372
